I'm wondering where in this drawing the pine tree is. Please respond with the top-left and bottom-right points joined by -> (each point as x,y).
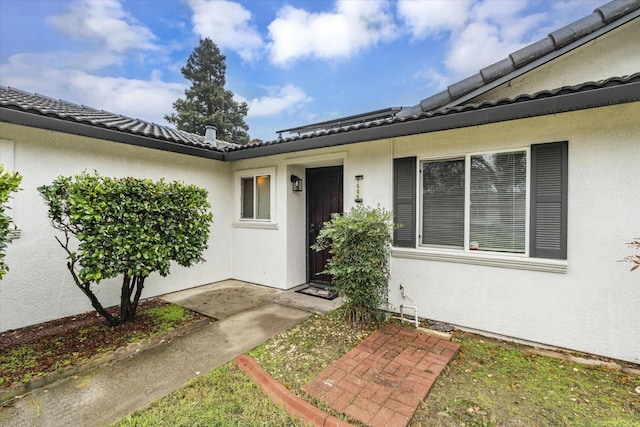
166,38 -> 250,144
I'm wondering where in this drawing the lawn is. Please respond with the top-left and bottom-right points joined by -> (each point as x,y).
115,309 -> 640,426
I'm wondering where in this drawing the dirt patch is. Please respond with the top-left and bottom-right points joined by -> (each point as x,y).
0,299 -> 207,389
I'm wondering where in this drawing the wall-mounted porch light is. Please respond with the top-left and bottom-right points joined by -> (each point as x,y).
290,175 -> 303,192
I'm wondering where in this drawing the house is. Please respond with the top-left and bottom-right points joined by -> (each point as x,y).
1,0 -> 639,363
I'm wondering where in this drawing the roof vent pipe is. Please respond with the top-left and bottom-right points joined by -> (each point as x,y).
205,125 -> 217,145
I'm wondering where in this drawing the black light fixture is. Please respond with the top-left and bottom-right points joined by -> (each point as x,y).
290,175 -> 303,192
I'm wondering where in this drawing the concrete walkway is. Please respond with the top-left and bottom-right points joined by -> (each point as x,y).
0,280 -> 337,427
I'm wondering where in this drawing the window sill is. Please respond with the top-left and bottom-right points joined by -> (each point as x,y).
391,247 -> 567,274
233,221 -> 279,230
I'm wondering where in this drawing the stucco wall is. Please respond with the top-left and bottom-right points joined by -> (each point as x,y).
0,124 -> 233,332
1,102 -> 638,363
388,102 -> 640,363
474,18 -> 640,102
226,102 -> 640,362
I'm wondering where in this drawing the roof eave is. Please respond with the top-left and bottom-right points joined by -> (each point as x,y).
0,108 -> 225,161
224,81 -> 640,161
441,10 -> 640,110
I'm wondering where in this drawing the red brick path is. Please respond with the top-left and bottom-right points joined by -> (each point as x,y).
303,324 -> 460,427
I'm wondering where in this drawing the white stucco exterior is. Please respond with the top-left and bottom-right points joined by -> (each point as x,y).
220,102 -> 640,363
0,124 -> 233,332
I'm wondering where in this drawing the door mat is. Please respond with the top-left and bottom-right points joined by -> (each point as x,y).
296,286 -> 339,300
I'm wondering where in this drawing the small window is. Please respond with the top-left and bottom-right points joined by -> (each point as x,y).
236,168 -> 275,222
241,175 -> 271,220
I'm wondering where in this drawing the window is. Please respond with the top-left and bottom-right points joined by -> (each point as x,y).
241,175 -> 271,220
394,142 -> 567,260
469,151 -> 527,253
421,158 -> 465,248
236,168 -> 275,223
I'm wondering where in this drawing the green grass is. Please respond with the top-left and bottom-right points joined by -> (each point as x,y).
412,334 -> 640,426
115,311 -> 640,426
117,363 -> 303,427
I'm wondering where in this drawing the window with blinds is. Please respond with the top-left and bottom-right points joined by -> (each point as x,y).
394,142 -> 565,260
419,150 -> 527,254
470,151 -> 526,253
421,159 -> 465,247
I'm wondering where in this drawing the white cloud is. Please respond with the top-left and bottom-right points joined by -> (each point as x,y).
0,53 -> 183,126
411,0 -> 555,87
413,67 -> 450,92
445,21 -> 524,77
397,0 -> 471,38
48,0 -> 157,52
240,85 -> 312,117
268,0 -> 396,66
68,73 -> 184,124
1,51 -> 120,80
188,0 -> 263,61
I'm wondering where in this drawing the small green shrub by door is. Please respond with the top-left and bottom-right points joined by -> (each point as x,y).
312,205 -> 394,324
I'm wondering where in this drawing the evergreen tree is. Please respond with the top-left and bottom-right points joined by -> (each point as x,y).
166,38 -> 250,144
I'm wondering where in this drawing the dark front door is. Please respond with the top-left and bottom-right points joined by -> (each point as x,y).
307,166 -> 343,284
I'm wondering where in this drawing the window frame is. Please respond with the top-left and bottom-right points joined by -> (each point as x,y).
234,167 -> 276,226
418,147 -> 531,257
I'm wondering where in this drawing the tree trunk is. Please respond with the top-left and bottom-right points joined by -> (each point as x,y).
120,275 -> 146,324
66,261 -> 118,326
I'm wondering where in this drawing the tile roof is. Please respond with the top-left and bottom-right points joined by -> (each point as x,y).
0,86 -> 218,151
396,0 -> 640,118
225,73 -> 640,157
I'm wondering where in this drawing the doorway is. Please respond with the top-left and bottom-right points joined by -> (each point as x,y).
306,166 -> 343,285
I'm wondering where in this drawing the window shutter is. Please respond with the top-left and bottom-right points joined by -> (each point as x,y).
530,142 -> 568,259
393,157 -> 416,247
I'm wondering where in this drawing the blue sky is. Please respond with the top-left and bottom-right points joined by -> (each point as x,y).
0,0 -> 599,142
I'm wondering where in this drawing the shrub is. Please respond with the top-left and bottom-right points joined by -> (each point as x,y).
39,171 -> 213,325
0,165 -> 22,280
312,205 -> 394,324
621,238 -> 640,272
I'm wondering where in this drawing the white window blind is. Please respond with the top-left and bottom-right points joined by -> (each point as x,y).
470,151 -> 526,253
421,159 -> 465,247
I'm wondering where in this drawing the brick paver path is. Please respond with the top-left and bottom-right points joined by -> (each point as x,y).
303,324 -> 460,427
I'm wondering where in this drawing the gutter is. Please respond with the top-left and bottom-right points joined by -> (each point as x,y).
0,108 -> 225,161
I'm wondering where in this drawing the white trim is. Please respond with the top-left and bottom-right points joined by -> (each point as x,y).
391,247 -> 567,274
283,151 -> 348,165
232,221 -> 279,230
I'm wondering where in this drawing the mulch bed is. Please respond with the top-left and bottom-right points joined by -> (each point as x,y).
0,299 -> 207,389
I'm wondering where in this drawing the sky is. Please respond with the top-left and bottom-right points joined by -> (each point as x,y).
0,0 -> 600,142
